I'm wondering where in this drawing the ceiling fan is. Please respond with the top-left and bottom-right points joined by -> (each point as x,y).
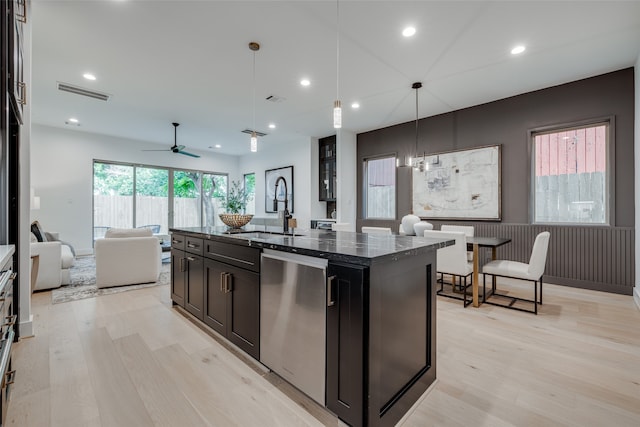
143,122 -> 200,158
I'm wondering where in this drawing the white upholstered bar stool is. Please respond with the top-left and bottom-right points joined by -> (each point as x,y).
361,226 -> 392,235
482,231 -> 550,314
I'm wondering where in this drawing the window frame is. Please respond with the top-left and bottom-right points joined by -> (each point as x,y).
529,116 -> 615,226
243,172 -> 256,215
362,154 -> 398,220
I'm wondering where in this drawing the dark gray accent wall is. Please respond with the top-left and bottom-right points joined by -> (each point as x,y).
357,68 -> 635,294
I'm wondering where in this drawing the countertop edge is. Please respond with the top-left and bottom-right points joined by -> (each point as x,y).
169,228 -> 451,266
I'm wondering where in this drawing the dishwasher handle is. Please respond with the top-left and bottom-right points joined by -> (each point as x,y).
327,275 -> 337,307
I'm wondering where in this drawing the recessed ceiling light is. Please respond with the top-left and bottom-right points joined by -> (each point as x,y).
214,144 -> 221,148
511,45 -> 526,55
83,73 -> 96,80
68,117 -> 79,123
402,27 -> 416,37
268,123 -> 276,129
351,102 -> 360,109
300,78 -> 311,87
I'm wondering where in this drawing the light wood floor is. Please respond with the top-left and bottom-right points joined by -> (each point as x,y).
7,281 -> 640,427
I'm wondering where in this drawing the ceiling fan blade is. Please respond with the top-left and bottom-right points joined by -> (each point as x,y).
142,148 -> 171,152
179,150 -> 200,158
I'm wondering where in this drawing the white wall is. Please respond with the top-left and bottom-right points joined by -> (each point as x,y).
635,58 -> 640,310
31,124 -> 239,254
238,137 -> 314,229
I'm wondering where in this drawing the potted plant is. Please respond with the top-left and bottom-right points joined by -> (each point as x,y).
217,180 -> 254,228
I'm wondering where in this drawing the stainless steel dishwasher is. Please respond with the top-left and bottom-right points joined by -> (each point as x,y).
260,249 -> 328,405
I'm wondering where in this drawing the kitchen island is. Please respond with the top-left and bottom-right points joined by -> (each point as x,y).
169,226 -> 450,427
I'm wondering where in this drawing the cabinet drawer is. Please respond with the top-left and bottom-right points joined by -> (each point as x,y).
185,237 -> 204,256
171,234 -> 186,250
204,240 -> 260,273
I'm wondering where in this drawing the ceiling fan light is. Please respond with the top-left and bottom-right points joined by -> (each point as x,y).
333,100 -> 342,129
250,132 -> 258,152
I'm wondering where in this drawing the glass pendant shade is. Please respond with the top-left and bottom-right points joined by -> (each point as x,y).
250,132 -> 257,152
333,100 -> 342,129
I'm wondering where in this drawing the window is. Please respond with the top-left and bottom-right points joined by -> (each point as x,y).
244,173 -> 256,215
532,122 -> 609,224
364,156 -> 396,219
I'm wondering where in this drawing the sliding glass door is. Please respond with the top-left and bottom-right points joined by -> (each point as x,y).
93,163 -> 134,239
136,167 -> 169,234
203,173 -> 227,227
173,170 -> 201,228
94,161 -> 228,243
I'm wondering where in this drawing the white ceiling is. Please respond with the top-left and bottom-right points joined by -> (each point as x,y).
31,1 -> 640,157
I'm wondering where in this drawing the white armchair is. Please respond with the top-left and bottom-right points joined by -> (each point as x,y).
482,231 -> 550,314
30,231 -> 75,291
95,228 -> 161,288
424,230 -> 473,306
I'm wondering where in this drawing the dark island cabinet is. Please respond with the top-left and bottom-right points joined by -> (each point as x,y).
204,259 -> 260,359
171,234 -> 205,317
170,229 -> 439,427
326,262 -> 367,427
170,233 -> 261,361
184,254 -> 204,320
327,252 -> 437,427
170,234 -> 186,306
184,237 -> 205,320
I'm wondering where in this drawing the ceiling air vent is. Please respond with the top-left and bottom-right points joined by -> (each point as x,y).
57,82 -> 111,101
266,94 -> 286,103
241,129 -> 267,137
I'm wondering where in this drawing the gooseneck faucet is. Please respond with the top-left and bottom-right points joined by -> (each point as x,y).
273,176 -> 292,234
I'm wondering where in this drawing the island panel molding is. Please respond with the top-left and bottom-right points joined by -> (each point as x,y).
265,165 -> 294,213
412,144 -> 501,220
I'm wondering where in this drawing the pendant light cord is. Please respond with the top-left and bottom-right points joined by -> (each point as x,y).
336,0 -> 340,101
415,84 -> 419,155
412,82 -> 422,163
253,50 -> 256,133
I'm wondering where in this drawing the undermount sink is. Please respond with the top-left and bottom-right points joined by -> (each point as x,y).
239,231 -> 305,238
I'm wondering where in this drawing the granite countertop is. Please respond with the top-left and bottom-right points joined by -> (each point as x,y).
170,226 -> 452,266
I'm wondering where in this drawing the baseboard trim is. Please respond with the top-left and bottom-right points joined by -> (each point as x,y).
634,287 -> 640,311
19,315 -> 34,338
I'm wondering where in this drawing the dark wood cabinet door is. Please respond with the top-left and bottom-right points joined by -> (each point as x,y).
326,262 -> 366,427
203,259 -> 228,336
226,265 -> 260,360
170,249 -> 185,307
185,255 -> 204,320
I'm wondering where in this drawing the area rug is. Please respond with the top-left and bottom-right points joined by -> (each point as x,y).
51,256 -> 170,304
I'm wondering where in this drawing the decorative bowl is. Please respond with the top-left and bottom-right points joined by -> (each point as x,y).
219,213 -> 253,229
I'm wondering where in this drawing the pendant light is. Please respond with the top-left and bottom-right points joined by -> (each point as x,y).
412,82 -> 424,171
249,42 -> 260,152
333,0 -> 342,129
398,82 -> 423,168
